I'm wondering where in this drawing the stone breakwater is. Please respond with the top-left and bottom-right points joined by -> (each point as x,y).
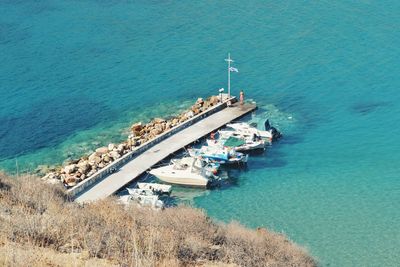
40,96 -> 221,188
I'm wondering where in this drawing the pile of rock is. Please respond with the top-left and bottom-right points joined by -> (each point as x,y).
41,96 -> 222,188
126,95 -> 220,148
41,143 -> 131,187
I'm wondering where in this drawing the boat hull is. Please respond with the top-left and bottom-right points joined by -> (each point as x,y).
149,169 -> 209,187
208,139 -> 265,152
235,142 -> 265,152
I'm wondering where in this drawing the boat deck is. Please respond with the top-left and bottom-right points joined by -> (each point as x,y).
75,102 -> 256,203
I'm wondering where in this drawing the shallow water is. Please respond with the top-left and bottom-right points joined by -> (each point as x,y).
1,1 -> 400,266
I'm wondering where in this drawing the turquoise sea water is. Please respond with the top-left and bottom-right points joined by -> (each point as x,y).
1,1 -> 400,266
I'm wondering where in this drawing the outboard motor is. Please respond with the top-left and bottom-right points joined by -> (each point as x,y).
270,127 -> 282,140
264,119 -> 282,141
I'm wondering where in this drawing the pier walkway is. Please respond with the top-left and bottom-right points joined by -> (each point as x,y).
74,101 -> 256,203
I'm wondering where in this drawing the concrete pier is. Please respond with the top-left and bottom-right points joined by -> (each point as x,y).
74,100 -> 256,203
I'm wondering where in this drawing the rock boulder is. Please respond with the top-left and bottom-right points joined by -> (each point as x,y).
64,164 -> 77,174
65,177 -> 77,187
77,161 -> 90,174
209,95 -> 219,105
88,152 -> 102,164
117,143 -> 125,152
95,147 -> 109,155
171,118 -> 179,125
196,98 -> 204,105
131,122 -> 143,132
110,151 -> 121,160
103,154 -> 111,163
165,121 -> 171,130
153,118 -> 165,124
108,143 -> 115,151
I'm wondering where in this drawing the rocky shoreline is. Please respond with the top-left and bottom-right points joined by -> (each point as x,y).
40,96 -> 222,188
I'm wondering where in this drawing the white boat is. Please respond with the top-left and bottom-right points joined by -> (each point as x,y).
119,194 -> 164,210
226,122 -> 273,141
149,157 -> 211,187
126,187 -> 154,196
188,146 -> 248,165
218,129 -> 263,140
171,157 -> 220,176
226,121 -> 282,141
207,136 -> 266,152
137,182 -> 172,195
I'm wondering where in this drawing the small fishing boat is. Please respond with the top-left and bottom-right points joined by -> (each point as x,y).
126,187 -> 154,196
171,157 -> 220,176
137,182 -> 172,195
226,122 -> 272,141
226,120 -> 282,141
188,146 -> 248,165
207,135 -> 266,152
119,192 -> 164,210
149,157 -> 213,187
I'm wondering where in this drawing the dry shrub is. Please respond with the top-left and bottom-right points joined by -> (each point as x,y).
0,240 -> 116,267
0,173 -> 67,215
221,223 -> 316,267
0,174 -> 317,267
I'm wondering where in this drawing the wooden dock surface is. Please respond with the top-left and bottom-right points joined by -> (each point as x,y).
75,102 -> 256,203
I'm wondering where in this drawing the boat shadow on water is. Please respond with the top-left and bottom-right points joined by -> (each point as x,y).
246,149 -> 288,170
209,167 -> 244,188
164,169 -> 243,207
244,147 -> 267,156
272,134 -> 303,146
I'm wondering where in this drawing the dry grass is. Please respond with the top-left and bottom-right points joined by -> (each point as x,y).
0,240 -> 116,267
0,173 -> 317,267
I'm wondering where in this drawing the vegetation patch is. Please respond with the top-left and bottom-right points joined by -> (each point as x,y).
0,173 -> 317,266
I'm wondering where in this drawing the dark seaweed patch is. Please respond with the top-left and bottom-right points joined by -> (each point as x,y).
248,150 -> 288,170
0,97 -> 113,160
0,23 -> 31,45
278,135 -> 304,146
0,1 -> 58,15
273,94 -> 327,130
248,158 -> 287,170
351,101 -> 389,115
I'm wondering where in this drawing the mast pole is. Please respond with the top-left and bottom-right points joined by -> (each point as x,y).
225,53 -> 234,98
